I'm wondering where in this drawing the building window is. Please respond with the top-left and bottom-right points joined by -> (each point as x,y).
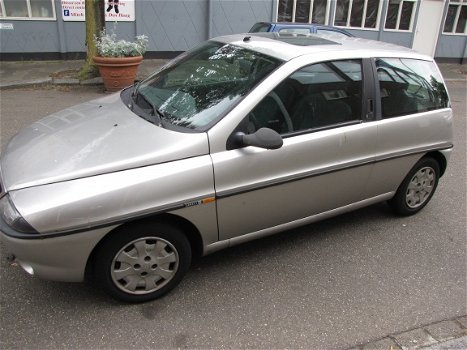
334,0 -> 382,29
277,0 -> 329,24
443,1 -> 467,35
384,0 -> 416,31
0,0 -> 55,20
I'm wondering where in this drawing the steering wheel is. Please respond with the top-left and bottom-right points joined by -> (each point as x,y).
267,91 -> 294,133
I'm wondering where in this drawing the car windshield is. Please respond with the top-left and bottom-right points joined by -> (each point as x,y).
133,41 -> 282,131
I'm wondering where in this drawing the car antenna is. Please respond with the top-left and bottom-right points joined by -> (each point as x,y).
243,36 -> 251,42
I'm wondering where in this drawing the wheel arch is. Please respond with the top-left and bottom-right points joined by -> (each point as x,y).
424,151 -> 447,177
84,213 -> 204,281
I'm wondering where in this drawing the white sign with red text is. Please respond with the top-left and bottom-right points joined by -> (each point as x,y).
61,0 -> 135,22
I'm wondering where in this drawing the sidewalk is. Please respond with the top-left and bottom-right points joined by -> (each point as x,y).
349,316 -> 467,350
0,59 -> 466,89
0,59 -> 168,89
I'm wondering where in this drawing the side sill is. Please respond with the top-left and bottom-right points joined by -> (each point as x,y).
203,192 -> 394,255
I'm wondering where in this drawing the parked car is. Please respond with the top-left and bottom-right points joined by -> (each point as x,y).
0,32 -> 452,302
249,21 -> 354,38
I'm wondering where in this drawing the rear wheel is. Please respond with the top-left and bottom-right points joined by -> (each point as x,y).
94,221 -> 191,302
389,157 -> 440,216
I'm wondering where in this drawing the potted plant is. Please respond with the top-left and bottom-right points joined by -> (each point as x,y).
93,30 -> 148,92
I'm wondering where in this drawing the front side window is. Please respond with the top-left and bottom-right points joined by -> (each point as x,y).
242,59 -> 363,135
376,58 -> 449,119
1,0 -> 55,19
443,1 -> 467,34
132,42 -> 282,131
384,0 -> 416,31
277,0 -> 329,24
335,0 -> 381,29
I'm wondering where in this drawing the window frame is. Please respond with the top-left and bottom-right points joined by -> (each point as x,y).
442,1 -> 467,36
0,0 -> 56,21
373,57 -> 450,120
275,0 -> 331,25
235,58 -> 370,139
383,0 -> 417,32
333,0 -> 384,31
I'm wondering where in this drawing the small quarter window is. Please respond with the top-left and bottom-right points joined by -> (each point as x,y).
376,58 -> 449,119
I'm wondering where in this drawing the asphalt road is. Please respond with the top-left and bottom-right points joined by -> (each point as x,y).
0,83 -> 465,349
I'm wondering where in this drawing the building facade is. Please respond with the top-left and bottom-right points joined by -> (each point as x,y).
0,0 -> 465,62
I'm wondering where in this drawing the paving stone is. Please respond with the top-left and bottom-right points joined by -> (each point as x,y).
393,328 -> 437,350
362,337 -> 402,350
425,320 -> 465,342
456,316 -> 467,329
80,77 -> 103,85
420,335 -> 467,349
53,78 -> 80,85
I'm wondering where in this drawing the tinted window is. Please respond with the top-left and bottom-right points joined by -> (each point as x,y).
244,59 -> 363,134
376,58 -> 449,119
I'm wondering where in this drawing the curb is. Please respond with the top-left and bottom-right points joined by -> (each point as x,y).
0,76 -> 104,89
0,78 -> 53,89
348,316 -> 467,350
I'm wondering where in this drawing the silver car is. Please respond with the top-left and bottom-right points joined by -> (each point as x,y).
0,33 -> 453,302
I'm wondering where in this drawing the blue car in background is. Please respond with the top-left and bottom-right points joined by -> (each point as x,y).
249,22 -> 354,38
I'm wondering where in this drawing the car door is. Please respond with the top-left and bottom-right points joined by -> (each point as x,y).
363,57 -> 452,197
211,58 -> 378,241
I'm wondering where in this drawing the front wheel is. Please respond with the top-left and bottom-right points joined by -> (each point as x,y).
93,221 -> 191,303
389,157 -> 440,216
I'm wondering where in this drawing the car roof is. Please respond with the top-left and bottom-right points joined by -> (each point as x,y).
213,32 -> 430,62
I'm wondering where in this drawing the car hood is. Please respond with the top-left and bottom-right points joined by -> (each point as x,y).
0,93 -> 209,191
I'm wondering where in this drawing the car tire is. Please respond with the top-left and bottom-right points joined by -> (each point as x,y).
93,221 -> 191,303
389,157 -> 440,216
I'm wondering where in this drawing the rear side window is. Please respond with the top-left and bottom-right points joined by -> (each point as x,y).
376,58 -> 449,119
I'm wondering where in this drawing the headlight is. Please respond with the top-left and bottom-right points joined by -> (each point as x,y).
0,195 -> 38,234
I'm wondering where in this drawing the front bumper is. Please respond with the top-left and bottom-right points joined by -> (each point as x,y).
0,217 -> 115,282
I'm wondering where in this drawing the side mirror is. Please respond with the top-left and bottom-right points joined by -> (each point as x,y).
234,128 -> 283,150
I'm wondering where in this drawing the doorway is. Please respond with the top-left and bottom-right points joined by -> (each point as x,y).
412,0 -> 445,56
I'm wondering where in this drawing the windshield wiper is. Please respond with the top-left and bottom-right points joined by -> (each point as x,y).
131,80 -> 141,98
133,91 -> 164,127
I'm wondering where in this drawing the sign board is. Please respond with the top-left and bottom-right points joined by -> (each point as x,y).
0,23 -> 14,30
61,0 -> 135,22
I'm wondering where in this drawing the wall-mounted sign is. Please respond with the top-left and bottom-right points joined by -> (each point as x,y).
0,23 -> 14,30
61,0 -> 135,22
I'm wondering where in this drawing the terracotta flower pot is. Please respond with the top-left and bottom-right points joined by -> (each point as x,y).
93,55 -> 143,92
